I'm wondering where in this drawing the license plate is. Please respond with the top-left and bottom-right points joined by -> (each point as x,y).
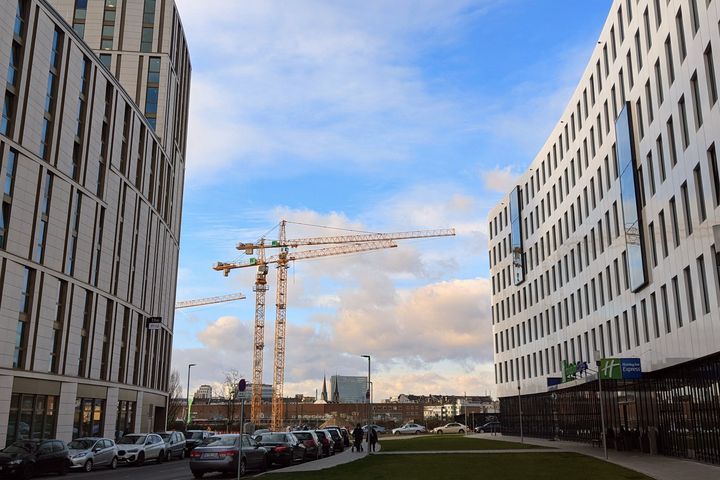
202,452 -> 218,459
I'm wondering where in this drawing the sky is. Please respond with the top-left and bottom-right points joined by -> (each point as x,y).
170,0 -> 613,402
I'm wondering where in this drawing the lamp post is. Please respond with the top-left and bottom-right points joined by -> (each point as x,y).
361,355 -> 371,437
517,377 -> 524,443
593,350 -> 608,460
186,363 -> 196,425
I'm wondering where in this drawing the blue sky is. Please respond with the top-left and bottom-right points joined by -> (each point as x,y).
171,0 -> 613,400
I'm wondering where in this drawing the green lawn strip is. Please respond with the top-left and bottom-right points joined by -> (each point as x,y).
378,435 -> 540,452
267,453 -> 653,480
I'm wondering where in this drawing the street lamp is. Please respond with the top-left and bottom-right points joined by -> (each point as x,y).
593,350 -> 608,460
186,363 -> 197,425
361,355 -> 371,437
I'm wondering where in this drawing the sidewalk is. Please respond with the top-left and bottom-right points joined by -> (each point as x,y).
265,441 -> 380,473
484,433 -> 720,480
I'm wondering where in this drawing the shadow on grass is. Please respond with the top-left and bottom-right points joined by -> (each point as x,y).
379,435 -> 542,452
266,453 -> 652,480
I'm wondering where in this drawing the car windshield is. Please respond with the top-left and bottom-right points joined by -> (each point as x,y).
158,433 -> 171,440
261,434 -> 287,442
206,436 -> 238,447
190,432 -> 205,440
3,441 -> 36,453
118,435 -> 146,445
68,439 -> 95,450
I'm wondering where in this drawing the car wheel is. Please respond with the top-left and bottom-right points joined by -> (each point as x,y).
436,430 -> 443,435
21,464 -> 34,480
84,459 -> 93,472
158,450 -> 165,463
134,452 -> 145,466
393,431 -> 399,436
166,450 -> 172,462
239,459 -> 247,477
109,457 -> 118,469
59,461 -> 69,476
459,429 -> 465,434
193,472 -> 204,479
180,449 -> 185,460
420,430 -> 426,435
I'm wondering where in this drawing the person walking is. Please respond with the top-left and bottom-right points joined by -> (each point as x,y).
369,427 -> 378,452
352,423 -> 364,452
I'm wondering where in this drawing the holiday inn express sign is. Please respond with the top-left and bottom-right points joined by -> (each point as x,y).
599,358 -> 642,380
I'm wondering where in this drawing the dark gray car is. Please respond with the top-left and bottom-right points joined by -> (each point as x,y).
189,434 -> 268,478
158,431 -> 186,460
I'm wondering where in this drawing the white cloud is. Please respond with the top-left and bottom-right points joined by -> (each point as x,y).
481,166 -> 520,194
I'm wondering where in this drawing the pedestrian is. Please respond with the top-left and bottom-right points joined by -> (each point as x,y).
352,423 -> 364,452
369,427 -> 378,452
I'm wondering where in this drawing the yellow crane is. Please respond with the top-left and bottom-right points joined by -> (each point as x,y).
214,220 -> 455,429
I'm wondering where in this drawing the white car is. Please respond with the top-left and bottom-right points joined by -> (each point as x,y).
432,422 -> 469,434
391,423 -> 427,435
116,433 -> 166,465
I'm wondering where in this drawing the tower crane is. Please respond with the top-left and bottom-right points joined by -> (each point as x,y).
175,292 -> 246,309
213,221 -> 455,429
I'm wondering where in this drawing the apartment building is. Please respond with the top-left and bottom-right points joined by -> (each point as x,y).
0,0 -> 190,445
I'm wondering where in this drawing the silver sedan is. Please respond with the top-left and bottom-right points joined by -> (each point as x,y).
67,437 -> 118,472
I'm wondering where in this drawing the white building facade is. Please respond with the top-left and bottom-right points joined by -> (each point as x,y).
489,0 -> 720,464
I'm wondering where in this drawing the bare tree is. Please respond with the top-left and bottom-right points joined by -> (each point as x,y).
167,370 -> 184,427
222,369 -> 242,429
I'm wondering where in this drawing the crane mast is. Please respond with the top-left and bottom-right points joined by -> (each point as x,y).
213,222 -> 455,430
251,240 -> 269,425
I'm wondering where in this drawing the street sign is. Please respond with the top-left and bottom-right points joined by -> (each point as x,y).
147,316 -> 162,330
238,379 -> 247,392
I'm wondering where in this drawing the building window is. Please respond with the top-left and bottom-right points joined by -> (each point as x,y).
665,36 -> 675,85
675,8 -> 687,62
65,191 -> 81,275
697,254 -> 710,315
78,290 -> 94,377
116,401 -> 135,437
73,0 -> 88,37
669,197 -> 680,248
684,266 -> 696,322
14,267 -> 35,368
680,182 -> 692,237
101,0 -> 117,50
704,44 -> 718,106
0,148 -> 17,248
73,398 -> 105,439
99,53 -> 111,69
145,57 -> 161,130
678,95 -> 690,149
34,172 -> 53,263
49,280 -> 67,373
690,72 -> 703,130
141,0 -> 156,52
693,164 -> 706,223
6,394 -> 58,444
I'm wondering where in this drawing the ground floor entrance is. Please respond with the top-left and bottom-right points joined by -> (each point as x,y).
500,352 -> 720,465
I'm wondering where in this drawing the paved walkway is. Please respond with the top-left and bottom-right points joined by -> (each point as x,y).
265,441 -> 380,474
486,433 -> 720,480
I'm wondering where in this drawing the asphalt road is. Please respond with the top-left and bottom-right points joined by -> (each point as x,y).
37,459 -> 246,480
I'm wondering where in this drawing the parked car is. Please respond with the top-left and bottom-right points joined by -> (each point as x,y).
324,427 -> 345,452
189,434 -> 267,478
255,432 -> 306,467
291,431 -> 321,460
340,428 -> 351,447
432,422 -> 469,434
313,430 -> 334,457
474,421 -> 501,433
186,430 -> 215,453
158,431 -> 186,460
116,433 -> 165,465
392,423 -> 427,435
362,424 -> 386,434
0,439 -> 69,478
67,437 -> 118,471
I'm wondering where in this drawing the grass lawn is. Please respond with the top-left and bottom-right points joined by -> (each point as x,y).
266,453 -> 653,480
378,435 -> 539,452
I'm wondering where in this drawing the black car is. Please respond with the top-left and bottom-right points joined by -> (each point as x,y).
325,428 -> 345,453
0,439 -> 69,478
291,431 -> 321,460
189,434 -> 267,478
474,421 -> 501,433
255,432 -> 305,467
185,430 -> 214,454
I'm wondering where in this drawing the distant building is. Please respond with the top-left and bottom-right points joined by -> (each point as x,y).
330,376 -> 368,403
195,385 -> 213,400
236,383 -> 272,402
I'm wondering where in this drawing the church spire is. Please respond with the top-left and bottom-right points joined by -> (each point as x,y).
332,374 -> 340,403
321,374 -> 328,402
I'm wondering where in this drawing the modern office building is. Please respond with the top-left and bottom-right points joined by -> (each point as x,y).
330,375 -> 369,404
489,0 -> 720,464
194,384 -> 212,400
0,0 -> 190,446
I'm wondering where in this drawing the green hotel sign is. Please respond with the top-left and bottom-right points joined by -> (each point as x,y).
561,360 -> 589,383
599,358 -> 642,380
